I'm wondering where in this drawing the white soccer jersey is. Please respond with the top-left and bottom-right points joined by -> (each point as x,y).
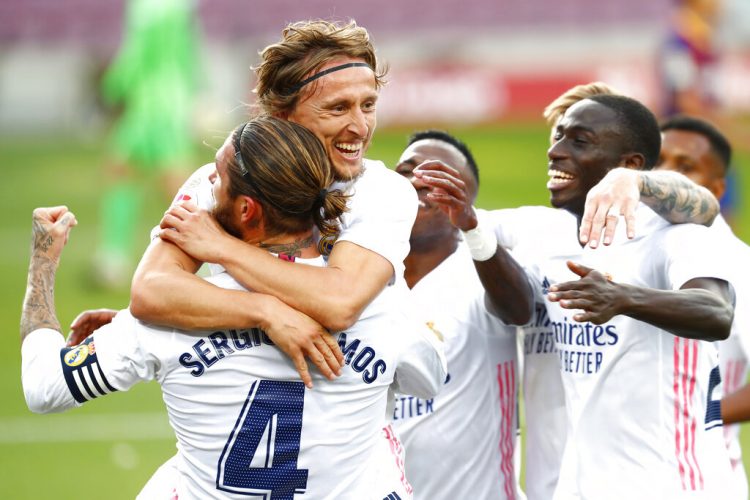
330,159 -> 417,288
484,206 -> 577,500
391,242 -> 521,500
710,215 -> 750,500
22,269 -> 446,500
485,326 -> 524,500
522,204 -> 734,500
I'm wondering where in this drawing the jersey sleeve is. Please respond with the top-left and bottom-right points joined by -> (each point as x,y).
484,206 -> 575,259
150,163 -> 217,241
22,328 -> 79,413
662,224 -> 735,290
483,207 -> 523,250
525,261 -> 549,305
392,314 -> 447,399
336,162 -> 417,284
21,311 -> 161,414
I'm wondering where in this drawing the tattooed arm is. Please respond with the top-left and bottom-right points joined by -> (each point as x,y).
578,167 -> 719,248
638,170 -> 719,224
21,207 -> 77,342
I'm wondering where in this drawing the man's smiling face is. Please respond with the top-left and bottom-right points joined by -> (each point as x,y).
285,57 -> 378,181
547,99 -> 625,217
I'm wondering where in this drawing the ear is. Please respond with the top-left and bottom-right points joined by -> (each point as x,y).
238,195 -> 262,224
710,177 -> 726,200
620,153 -> 646,170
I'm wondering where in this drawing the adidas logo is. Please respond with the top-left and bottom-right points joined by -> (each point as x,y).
542,276 -> 551,295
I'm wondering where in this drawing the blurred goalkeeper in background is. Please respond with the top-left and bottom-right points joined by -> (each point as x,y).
96,0 -> 200,287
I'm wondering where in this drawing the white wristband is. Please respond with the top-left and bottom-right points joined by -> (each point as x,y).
461,222 -> 498,261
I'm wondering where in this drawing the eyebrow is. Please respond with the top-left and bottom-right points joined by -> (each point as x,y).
320,88 -> 378,106
671,153 -> 695,162
563,124 -> 596,135
396,157 -> 419,169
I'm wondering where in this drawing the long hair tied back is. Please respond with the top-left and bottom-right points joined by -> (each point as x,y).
229,116 -> 348,236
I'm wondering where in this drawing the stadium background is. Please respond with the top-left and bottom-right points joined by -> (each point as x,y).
2,1 -> 750,497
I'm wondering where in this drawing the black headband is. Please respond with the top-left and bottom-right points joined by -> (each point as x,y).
284,62 -> 371,95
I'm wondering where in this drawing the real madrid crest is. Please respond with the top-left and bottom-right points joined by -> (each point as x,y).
64,344 -> 90,367
317,229 -> 339,257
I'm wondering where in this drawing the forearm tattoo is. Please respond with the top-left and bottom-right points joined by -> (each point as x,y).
639,172 -> 718,225
20,219 -> 62,340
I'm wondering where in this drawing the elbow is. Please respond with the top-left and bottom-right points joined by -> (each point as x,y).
504,305 -> 533,327
312,289 -> 367,332
485,294 -> 533,326
715,297 -> 735,341
413,377 -> 444,400
424,363 -> 448,399
716,309 -> 734,341
26,399 -> 52,415
128,292 -> 155,323
705,306 -> 733,342
322,305 -> 361,332
129,273 -> 163,323
702,197 -> 720,227
23,386 -> 57,414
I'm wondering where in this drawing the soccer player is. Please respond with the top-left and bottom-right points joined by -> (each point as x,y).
94,0 -> 200,287
656,114 -> 750,500
391,130 -> 521,499
126,21 -> 418,388
480,82 -> 725,500
418,94 -> 736,498
544,82 -> 720,249
21,117 -> 446,499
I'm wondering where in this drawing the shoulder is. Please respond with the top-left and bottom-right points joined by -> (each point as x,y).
484,205 -> 573,229
628,203 -> 671,238
359,159 -> 413,192
181,163 -> 215,186
484,205 -> 578,257
170,163 -> 216,210
346,159 -> 416,213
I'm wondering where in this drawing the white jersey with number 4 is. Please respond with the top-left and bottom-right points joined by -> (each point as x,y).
525,204 -> 733,500
22,266 -> 446,500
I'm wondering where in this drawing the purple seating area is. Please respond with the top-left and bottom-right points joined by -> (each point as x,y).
0,0 -> 670,48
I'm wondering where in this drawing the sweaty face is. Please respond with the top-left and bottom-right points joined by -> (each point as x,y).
547,100 -> 625,217
395,139 -> 476,248
656,129 -> 726,199
210,135 -> 244,239
285,57 -> 378,181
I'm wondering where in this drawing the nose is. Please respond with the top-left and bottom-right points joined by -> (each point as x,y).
547,140 -> 567,161
208,165 -> 218,184
348,108 -> 369,137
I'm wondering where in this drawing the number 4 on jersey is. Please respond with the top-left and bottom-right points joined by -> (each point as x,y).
217,380 -> 309,498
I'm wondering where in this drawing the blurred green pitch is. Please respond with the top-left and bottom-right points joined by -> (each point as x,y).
1,123 -> 748,498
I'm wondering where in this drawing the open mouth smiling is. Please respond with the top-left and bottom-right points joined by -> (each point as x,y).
334,142 -> 362,157
547,168 -> 576,187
